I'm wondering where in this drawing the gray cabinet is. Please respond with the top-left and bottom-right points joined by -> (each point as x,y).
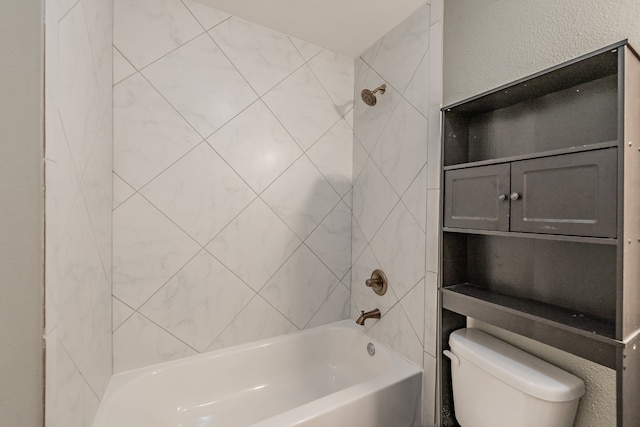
438,42 -> 640,427
444,148 -> 618,237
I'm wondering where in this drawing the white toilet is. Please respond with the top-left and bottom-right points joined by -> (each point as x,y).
445,328 -> 585,427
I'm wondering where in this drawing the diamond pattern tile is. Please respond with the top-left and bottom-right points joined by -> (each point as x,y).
263,65 -> 342,150
142,33 -> 257,138
206,199 -> 301,291
141,143 -> 256,245
113,0 -> 203,69
113,72 -> 202,190
209,17 -> 304,96
262,155 -> 341,240
113,194 -> 200,309
260,245 -> 339,328
307,118 -> 353,197
140,251 -> 254,351
207,101 -> 302,194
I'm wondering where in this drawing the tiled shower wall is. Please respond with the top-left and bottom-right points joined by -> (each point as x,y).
44,0 -> 113,425
351,2 -> 442,425
111,0 -> 354,372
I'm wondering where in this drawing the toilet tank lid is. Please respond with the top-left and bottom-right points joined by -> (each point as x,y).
449,328 -> 585,402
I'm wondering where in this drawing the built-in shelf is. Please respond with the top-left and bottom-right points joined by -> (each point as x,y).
442,227 -> 618,245
441,284 -> 621,368
443,140 -> 618,171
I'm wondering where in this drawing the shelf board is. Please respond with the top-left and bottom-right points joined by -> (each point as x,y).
443,140 -> 618,171
441,283 -> 623,368
442,227 -> 618,245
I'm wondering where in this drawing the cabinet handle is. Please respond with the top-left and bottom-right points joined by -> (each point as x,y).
510,192 -> 521,201
498,194 -> 507,201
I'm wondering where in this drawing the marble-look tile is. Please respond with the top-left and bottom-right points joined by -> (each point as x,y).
58,3 -> 101,177
113,47 -> 136,84
261,245 -> 339,328
142,143 -> 256,245
206,199 -> 301,291
351,218 -> 368,262
263,65 -> 342,150
351,246 -> 399,319
113,312 -> 197,372
207,296 -> 298,351
113,0 -> 203,69
112,194 -> 200,309
306,201 -> 352,280
427,106 -> 442,190
428,19 -> 443,108
359,38 -> 381,67
142,33 -> 257,138
308,49 -> 355,115
83,0 -> 113,102
307,118 -> 353,197
209,17 -> 304,96
369,303 -> 424,367
425,189 -> 440,274
371,98 -> 428,197
353,61 -> 402,153
45,162 -> 59,335
431,0 -> 444,24
112,173 -> 135,209
342,271 -> 352,291
262,155 -> 340,240
53,343 -> 101,427
403,49 -> 430,118
207,101 -> 302,194
112,297 -> 134,331
423,271 -> 438,357
352,158 -> 399,242
345,108 -> 354,128
423,353 -> 437,427
306,283 -> 350,328
44,330 -> 57,427
370,202 -> 425,299
343,188 -> 353,210
140,251 -> 254,352
113,73 -> 202,190
58,194 -> 112,397
58,0 -> 79,20
401,280 -> 425,345
352,136 -> 368,183
80,109 -> 113,281
289,36 -> 323,61
402,164 -> 428,232
181,0 -> 230,30
370,4 -> 430,93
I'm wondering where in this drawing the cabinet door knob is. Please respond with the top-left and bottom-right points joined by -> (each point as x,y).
498,194 -> 507,201
510,192 -> 521,201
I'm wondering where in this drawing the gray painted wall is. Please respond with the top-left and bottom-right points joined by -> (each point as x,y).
441,1 -> 640,425
443,0 -> 640,105
0,1 -> 44,426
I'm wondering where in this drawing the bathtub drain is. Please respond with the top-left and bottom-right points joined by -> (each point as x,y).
367,342 -> 375,356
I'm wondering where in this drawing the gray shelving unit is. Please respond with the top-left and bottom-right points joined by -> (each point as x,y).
438,41 -> 640,427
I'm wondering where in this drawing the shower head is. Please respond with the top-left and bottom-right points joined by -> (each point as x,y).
360,84 -> 386,106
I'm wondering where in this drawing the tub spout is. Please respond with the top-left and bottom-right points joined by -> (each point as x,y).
356,309 -> 381,325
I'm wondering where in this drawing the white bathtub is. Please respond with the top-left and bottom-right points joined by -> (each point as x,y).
93,320 -> 422,427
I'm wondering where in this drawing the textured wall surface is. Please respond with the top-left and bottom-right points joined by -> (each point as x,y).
0,1 -> 44,426
442,1 -> 625,425
351,2 -> 443,425
443,0 -> 640,105
44,0 -> 114,425
111,0 -> 354,372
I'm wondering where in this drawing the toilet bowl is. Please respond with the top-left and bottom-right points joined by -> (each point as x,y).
445,328 -> 585,427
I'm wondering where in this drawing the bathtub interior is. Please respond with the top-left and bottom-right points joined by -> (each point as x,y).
94,321 -> 422,427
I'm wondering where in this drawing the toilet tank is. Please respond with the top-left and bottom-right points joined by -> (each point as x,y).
446,328 -> 585,427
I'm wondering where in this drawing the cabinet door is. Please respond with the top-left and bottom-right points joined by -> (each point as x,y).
444,163 -> 511,231
510,148 -> 617,237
